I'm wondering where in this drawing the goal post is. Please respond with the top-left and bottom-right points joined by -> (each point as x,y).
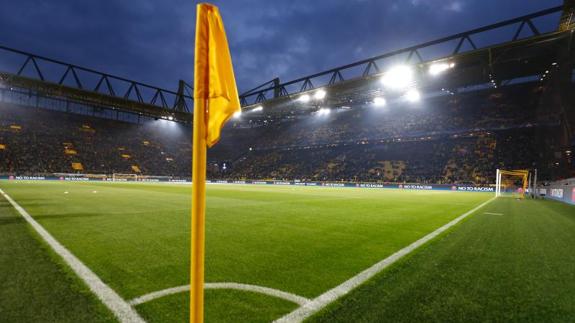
112,173 -> 138,182
495,169 -> 529,198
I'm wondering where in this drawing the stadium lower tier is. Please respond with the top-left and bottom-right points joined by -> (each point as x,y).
211,129 -> 541,185
1,100 -> 558,184
0,103 -> 192,176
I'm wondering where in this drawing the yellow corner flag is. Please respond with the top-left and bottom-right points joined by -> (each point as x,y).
191,3 -> 240,323
195,3 -> 241,148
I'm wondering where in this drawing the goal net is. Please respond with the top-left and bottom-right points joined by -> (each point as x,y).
495,169 -> 529,198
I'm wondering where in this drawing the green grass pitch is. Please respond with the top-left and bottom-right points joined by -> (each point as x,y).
0,181 -> 573,322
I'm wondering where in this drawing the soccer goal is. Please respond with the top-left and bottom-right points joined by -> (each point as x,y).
495,169 -> 529,198
112,173 -> 138,182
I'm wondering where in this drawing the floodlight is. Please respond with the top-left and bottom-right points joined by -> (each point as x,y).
252,106 -> 263,112
298,94 -> 311,103
405,89 -> 421,102
381,65 -> 414,90
429,62 -> 454,76
314,89 -> 327,100
167,116 -> 174,121
233,111 -> 242,119
373,97 -> 386,107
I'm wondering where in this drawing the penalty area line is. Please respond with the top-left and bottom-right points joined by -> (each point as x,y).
0,189 -> 145,323
274,196 -> 497,323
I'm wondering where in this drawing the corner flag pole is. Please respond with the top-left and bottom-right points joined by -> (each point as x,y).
191,96 -> 207,323
191,4 -> 208,321
191,4 -> 241,322
190,4 -> 208,319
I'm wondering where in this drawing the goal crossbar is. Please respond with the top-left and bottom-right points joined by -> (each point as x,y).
495,169 -> 529,198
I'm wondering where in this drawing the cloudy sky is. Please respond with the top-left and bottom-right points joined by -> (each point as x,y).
0,0 -> 563,93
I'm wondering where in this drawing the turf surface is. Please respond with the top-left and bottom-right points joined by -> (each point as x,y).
0,191 -> 115,322
137,289 -> 298,323
311,197 -> 575,322
0,181 -> 491,322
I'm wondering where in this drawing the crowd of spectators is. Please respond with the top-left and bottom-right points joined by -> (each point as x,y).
219,129 -> 539,184
0,104 -> 192,176
209,83 -> 558,183
0,82 -> 568,184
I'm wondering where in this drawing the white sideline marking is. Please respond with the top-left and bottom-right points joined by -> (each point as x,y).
275,197 -> 497,323
0,189 -> 145,323
484,212 -> 503,216
129,282 -> 311,306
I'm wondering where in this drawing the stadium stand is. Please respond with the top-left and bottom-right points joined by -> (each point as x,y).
0,82 -> 570,183
0,104 -> 192,176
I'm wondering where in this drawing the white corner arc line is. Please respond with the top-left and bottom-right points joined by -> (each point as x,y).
129,282 -> 311,307
275,197 -> 497,323
206,283 -> 310,306
0,189 -> 145,323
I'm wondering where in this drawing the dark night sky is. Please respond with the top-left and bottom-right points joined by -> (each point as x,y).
0,0 -> 563,93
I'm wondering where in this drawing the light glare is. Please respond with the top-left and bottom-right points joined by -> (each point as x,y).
252,106 -> 263,112
405,89 -> 421,102
317,108 -> 330,116
373,97 -> 386,107
233,111 -> 242,119
298,94 -> 311,103
381,65 -> 414,90
314,89 -> 327,100
429,62 -> 454,76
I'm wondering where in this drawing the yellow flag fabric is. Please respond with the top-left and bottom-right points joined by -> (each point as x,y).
194,3 -> 240,148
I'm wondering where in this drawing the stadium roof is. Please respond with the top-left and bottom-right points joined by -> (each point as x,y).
0,4 -> 572,124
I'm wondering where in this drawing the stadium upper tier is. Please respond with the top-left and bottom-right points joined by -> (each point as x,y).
0,81 -> 571,183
